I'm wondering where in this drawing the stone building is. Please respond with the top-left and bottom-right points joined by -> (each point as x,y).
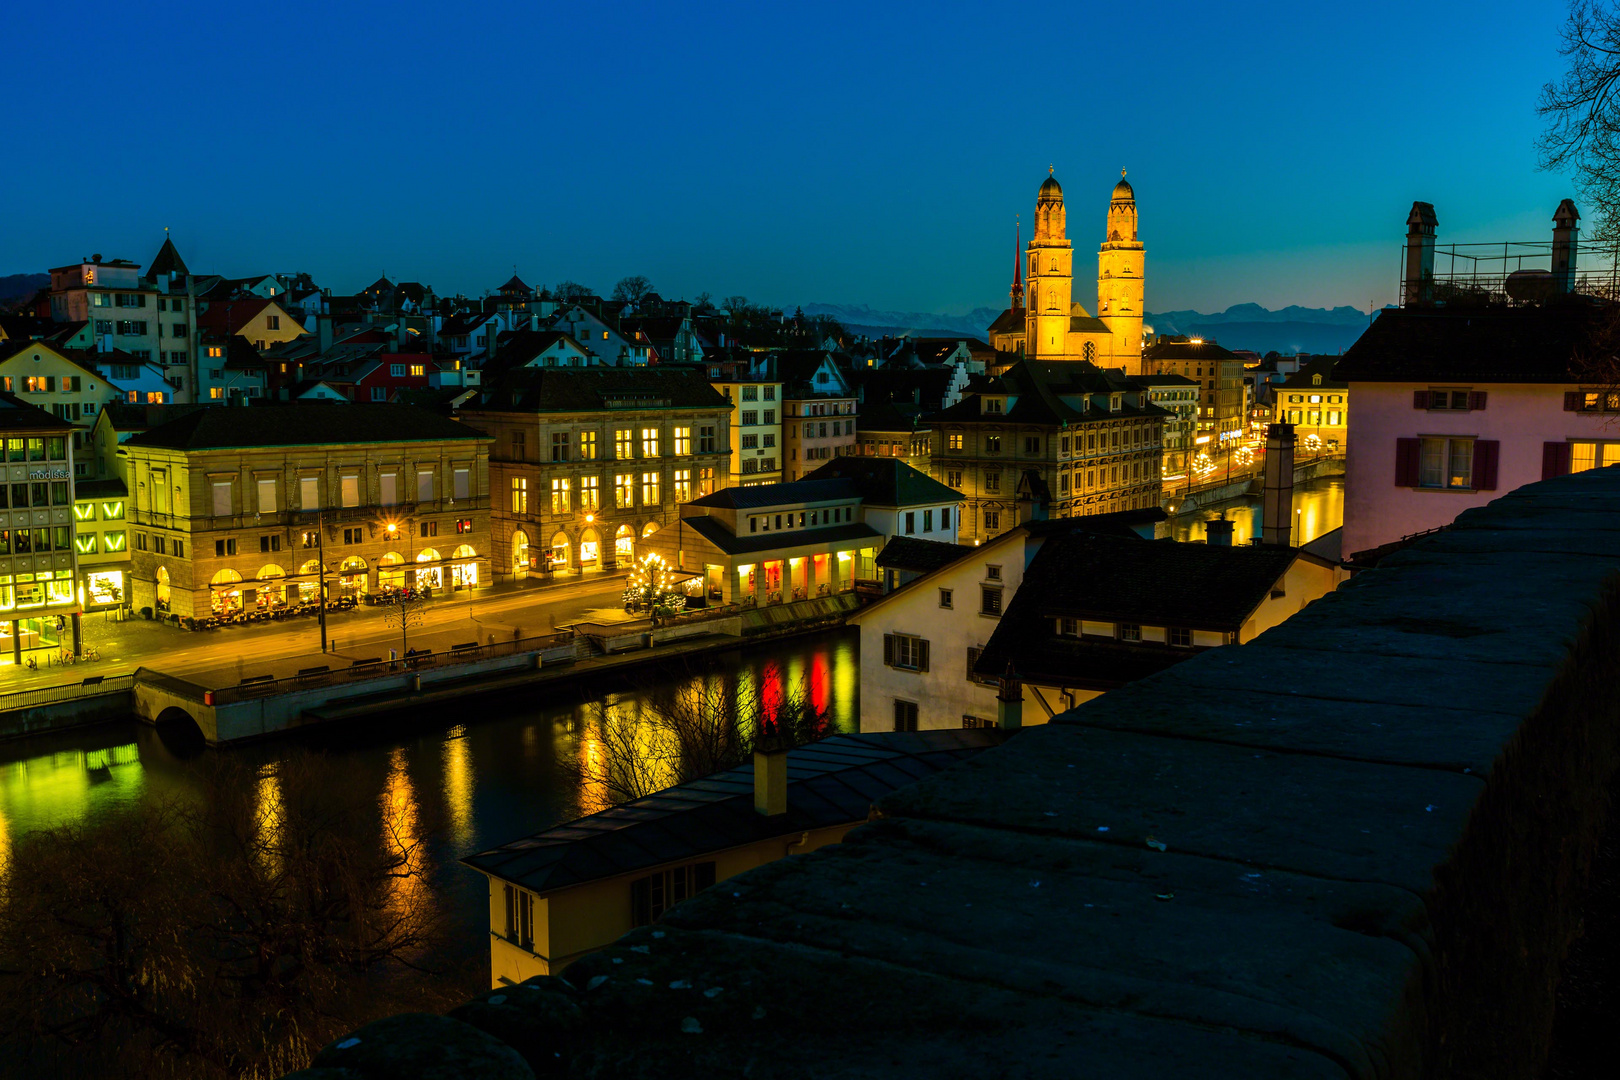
1273,358 -> 1349,456
0,394 -> 82,661
119,403 -> 491,620
1143,336 -> 1248,465
928,360 -> 1166,544
777,350 -> 857,481
457,367 -> 733,582
710,361 -> 783,487
987,170 -> 1145,373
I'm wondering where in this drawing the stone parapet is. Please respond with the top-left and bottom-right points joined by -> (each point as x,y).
286,468 -> 1620,1079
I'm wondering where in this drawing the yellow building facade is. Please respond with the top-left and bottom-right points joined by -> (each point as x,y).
1011,171 -> 1145,374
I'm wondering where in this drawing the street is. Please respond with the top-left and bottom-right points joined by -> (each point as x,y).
0,572 -> 631,692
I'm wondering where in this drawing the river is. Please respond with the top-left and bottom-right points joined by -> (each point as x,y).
0,476 -> 1345,994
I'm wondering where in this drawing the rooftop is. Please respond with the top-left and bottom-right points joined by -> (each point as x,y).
123,403 -> 488,451
802,456 -> 961,508
1334,303 -> 1606,384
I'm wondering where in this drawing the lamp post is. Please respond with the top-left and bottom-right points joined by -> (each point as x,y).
317,509 -> 328,652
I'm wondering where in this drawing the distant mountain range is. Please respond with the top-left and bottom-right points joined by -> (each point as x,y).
0,273 -> 47,302
805,301 -> 1374,356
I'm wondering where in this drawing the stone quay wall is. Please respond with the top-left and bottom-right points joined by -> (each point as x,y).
286,467 -> 1620,1080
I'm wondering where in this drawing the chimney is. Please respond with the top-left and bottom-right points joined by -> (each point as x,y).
1206,518 -> 1234,546
1403,202 -> 1437,306
997,663 -> 1023,730
1553,199 -> 1581,296
753,746 -> 788,817
1262,423 -> 1295,547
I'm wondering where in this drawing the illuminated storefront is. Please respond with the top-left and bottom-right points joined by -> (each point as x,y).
0,414 -> 86,659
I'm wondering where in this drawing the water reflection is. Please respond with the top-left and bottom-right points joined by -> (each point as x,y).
380,746 -> 427,915
1169,477 -> 1345,546
255,762 -> 284,875
0,628 -> 861,977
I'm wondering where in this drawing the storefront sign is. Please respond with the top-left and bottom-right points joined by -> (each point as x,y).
27,466 -> 70,480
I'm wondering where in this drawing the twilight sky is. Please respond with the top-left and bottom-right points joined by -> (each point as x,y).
0,0 -> 1584,315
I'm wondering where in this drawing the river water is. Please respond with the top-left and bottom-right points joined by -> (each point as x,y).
0,476 -> 1344,992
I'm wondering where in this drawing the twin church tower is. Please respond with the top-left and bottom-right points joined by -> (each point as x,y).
987,169 -> 1145,375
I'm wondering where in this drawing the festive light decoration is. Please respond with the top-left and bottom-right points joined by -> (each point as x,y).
1234,445 -> 1255,468
623,552 -> 686,617
1303,433 -> 1322,454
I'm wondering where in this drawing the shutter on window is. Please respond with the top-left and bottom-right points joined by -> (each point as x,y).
1474,440 -> 1500,490
967,646 -> 980,681
1413,390 -> 1427,410
1395,438 -> 1421,486
883,634 -> 895,666
1542,441 -> 1572,480
1565,391 -> 1582,411
1469,391 -> 1488,410
917,639 -> 930,673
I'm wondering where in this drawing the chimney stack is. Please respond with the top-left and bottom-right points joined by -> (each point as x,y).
1553,199 -> 1581,296
997,663 -> 1023,730
1262,423 -> 1296,547
1403,202 -> 1437,306
1205,518 -> 1234,546
753,747 -> 788,817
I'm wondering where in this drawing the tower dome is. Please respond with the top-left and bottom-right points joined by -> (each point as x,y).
1112,172 -> 1134,202
1038,170 -> 1063,202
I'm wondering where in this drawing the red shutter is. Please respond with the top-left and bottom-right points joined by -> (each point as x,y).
1474,440 -> 1500,490
1413,390 -> 1428,410
1565,391 -> 1582,412
1542,441 -> 1572,479
1395,438 -> 1421,486
1469,391 -> 1488,410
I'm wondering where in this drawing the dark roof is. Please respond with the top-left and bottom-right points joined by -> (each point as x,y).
856,401 -> 929,433
145,237 -> 189,279
74,478 -> 128,499
1143,336 -> 1243,362
1276,356 -> 1349,391
687,477 -> 861,510
986,307 -> 1024,335
680,517 -> 881,556
0,391 -> 73,432
929,359 -> 1165,428
973,531 -> 1297,687
1333,304 -> 1607,384
195,296 -> 280,335
462,730 -> 1006,896
875,536 -> 974,573
99,402 -> 213,433
468,366 -> 728,413
1069,314 -> 1111,335
123,403 -> 488,451
499,274 -> 532,294
802,456 -> 962,507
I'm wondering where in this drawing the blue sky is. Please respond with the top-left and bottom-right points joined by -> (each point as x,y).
0,0 -> 1582,315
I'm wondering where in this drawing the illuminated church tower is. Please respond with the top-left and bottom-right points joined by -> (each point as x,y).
1097,171 -> 1145,373
1024,169 -> 1073,360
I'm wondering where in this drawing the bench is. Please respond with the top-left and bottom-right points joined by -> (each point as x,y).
451,642 -> 479,652
239,674 -> 276,686
81,675 -> 105,688
296,666 -> 331,679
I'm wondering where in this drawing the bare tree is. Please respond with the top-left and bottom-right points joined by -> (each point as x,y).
611,275 -> 655,306
1541,2 -> 1620,247
560,671 -> 833,811
553,280 -> 593,302
0,752 -> 457,1079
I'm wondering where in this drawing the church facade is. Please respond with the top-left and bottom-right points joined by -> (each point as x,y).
987,171 -> 1145,376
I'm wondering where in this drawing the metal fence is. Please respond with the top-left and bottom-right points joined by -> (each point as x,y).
208,630 -> 577,705
0,672 -> 136,714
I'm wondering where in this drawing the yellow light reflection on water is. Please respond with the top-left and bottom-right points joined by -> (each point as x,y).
442,724 -> 475,848
255,762 -> 284,875
0,741 -> 144,882
379,747 -> 426,913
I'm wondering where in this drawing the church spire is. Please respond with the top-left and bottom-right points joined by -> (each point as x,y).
1011,220 -> 1024,310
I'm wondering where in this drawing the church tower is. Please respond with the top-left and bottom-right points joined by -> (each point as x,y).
1097,171 -> 1145,374
1025,169 -> 1073,360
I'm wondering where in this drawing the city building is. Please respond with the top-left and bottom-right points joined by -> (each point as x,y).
985,171 -> 1145,373
711,365 -> 783,486
0,341 -> 123,463
850,510 -> 1338,733
1338,198 -> 1609,559
118,404 -> 491,620
457,367 -> 733,582
462,730 -> 1003,987
928,359 -> 1166,544
0,394 -> 83,661
646,458 -> 960,606
1273,358 -> 1349,455
194,295 -> 308,352
73,477 -> 130,612
47,257 -> 162,363
1139,371 -> 1200,479
853,401 -> 931,472
777,350 -> 857,481
1143,336 -> 1248,469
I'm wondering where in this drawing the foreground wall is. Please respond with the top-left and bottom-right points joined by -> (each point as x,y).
288,468 -> 1620,1080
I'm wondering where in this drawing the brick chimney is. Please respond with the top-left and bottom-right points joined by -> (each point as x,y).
1206,518 -> 1234,546
1262,423 -> 1296,547
753,747 -> 788,817
1404,202 -> 1438,306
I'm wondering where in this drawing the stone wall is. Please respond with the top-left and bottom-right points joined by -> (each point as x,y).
286,468 -> 1620,1079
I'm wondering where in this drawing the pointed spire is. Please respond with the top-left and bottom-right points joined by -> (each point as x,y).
1011,219 -> 1024,310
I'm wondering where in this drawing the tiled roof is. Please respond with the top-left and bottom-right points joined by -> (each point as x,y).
469,366 -> 729,413
986,307 -> 1024,334
680,516 -> 881,556
1276,356 -> 1349,390
124,402 -> 488,450
687,478 -> 861,510
462,730 -> 1006,895
145,237 -> 189,279
1143,337 -> 1244,362
802,456 -> 962,507
1333,304 -> 1605,383
0,391 -> 73,432
195,296 -> 276,335
874,536 -> 974,573
74,478 -> 128,499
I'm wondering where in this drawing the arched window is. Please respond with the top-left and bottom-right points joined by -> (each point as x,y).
156,565 -> 171,607
641,521 -> 659,538
512,530 -> 530,575
615,523 -> 635,562
256,564 -> 285,581
1083,341 -> 1096,362
378,551 -> 405,588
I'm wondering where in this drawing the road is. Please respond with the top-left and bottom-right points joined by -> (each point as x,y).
0,573 -> 632,692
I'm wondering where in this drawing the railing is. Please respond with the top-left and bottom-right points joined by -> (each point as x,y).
1401,240 -> 1620,306
207,630 -> 575,705
0,672 -> 136,713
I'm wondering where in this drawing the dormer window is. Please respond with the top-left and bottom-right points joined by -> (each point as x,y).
983,397 -> 1004,415
1311,374 -> 1322,386
1111,394 -> 1122,412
